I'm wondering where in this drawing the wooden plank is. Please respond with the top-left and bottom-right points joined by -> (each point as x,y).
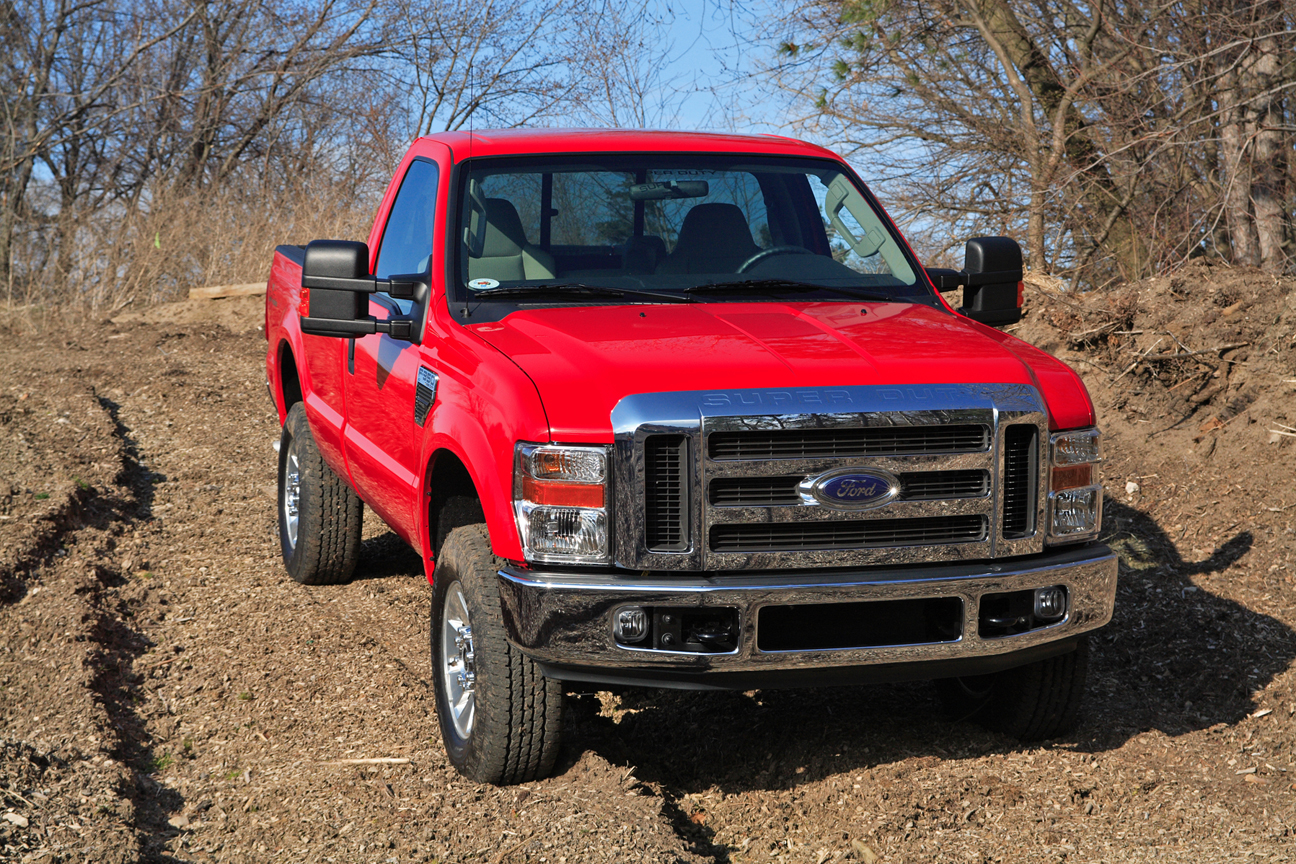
188,282 -> 267,300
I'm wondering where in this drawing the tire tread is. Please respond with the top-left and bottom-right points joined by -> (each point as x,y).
279,403 -> 362,586
938,637 -> 1089,741
433,525 -> 562,785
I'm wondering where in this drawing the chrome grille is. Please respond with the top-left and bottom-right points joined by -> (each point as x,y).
709,476 -> 803,506
710,516 -> 987,552
610,385 -> 1049,571
709,470 -> 989,506
708,424 -> 988,460
644,435 -> 688,551
902,470 -> 989,499
1002,425 -> 1038,538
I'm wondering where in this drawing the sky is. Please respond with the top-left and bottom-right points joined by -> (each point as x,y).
630,0 -> 791,134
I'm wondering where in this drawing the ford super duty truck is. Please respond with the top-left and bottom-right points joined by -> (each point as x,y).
264,129 -> 1115,785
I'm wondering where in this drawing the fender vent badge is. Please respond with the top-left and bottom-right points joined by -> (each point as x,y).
414,366 -> 438,426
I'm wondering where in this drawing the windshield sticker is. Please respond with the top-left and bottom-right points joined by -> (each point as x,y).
468,278 -> 500,290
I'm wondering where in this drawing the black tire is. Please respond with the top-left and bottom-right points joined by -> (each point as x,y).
431,524 -> 563,785
936,636 -> 1089,740
277,402 -> 363,585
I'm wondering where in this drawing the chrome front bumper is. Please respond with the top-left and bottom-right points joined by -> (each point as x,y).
496,544 -> 1117,690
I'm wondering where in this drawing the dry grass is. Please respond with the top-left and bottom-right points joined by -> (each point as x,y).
5,173 -> 379,317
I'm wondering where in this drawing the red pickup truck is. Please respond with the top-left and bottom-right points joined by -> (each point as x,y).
264,129 -> 1115,785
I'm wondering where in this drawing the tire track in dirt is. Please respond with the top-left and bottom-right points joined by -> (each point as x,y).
16,324 -> 706,862
0,379 -> 171,861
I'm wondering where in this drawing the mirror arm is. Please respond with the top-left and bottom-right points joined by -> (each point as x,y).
926,267 -> 964,292
300,272 -> 419,299
301,273 -> 376,292
384,278 -> 419,299
300,315 -> 415,340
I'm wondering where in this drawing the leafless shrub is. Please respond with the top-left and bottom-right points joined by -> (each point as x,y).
770,0 -> 1295,286
2,0 -> 672,313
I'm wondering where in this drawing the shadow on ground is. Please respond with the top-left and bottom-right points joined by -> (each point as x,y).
354,531 -> 425,581
568,498 -> 1295,804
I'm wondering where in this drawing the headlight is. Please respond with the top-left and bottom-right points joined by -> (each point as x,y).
514,443 -> 610,564
1046,429 -> 1102,543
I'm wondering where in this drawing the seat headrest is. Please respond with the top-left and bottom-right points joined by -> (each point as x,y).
479,198 -> 528,258
673,203 -> 757,255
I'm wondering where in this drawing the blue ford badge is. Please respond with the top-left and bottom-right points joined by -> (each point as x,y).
801,468 -> 900,510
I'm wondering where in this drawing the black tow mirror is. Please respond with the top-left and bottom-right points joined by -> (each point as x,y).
926,237 -> 1024,327
300,240 -> 424,341
960,237 -> 1022,326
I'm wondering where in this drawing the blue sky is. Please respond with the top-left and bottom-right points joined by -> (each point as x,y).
633,0 -> 788,133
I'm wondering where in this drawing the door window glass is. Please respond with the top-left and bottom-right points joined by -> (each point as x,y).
376,159 -> 439,279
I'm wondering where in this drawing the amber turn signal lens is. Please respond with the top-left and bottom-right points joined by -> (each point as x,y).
521,475 -> 605,508
1051,464 -> 1092,491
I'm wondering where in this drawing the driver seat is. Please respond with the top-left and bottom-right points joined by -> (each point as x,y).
656,203 -> 760,274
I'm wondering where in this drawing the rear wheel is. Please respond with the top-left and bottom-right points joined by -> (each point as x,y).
431,524 -> 563,784
277,402 -> 363,585
936,637 -> 1089,740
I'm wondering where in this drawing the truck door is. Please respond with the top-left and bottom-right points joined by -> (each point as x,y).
342,158 -> 440,544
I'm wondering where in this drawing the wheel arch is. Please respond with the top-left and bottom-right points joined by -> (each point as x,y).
421,446 -> 494,583
276,339 -> 304,423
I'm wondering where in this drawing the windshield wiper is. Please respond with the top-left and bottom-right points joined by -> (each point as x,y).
685,279 -> 900,302
472,283 -> 693,303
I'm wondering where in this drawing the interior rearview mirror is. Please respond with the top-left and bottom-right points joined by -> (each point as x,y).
628,180 -> 709,201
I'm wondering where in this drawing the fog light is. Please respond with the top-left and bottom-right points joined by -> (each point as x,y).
614,607 -> 648,643
1034,586 -> 1068,621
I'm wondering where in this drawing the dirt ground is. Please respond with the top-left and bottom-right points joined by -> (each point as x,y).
1,267 -> 1294,864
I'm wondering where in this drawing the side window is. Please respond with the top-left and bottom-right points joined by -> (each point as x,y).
375,159 -> 439,280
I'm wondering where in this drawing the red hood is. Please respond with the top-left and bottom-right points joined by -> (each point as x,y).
467,301 -> 1094,440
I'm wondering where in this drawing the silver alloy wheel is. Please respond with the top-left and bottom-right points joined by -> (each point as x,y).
440,582 -> 476,739
283,444 -> 301,549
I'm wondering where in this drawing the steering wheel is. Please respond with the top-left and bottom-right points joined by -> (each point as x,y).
737,245 -> 814,273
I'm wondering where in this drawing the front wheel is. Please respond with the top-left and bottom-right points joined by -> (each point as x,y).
431,525 -> 563,784
936,637 -> 1089,740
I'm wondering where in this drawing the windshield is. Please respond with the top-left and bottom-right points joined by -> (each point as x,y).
452,155 -> 930,318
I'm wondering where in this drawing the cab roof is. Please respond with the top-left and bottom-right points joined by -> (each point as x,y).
417,128 -> 844,162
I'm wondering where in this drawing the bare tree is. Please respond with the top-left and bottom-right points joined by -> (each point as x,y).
566,0 -> 689,128
0,0 -> 195,299
771,0 -> 1295,282
1,0 -> 709,311
383,0 -> 591,137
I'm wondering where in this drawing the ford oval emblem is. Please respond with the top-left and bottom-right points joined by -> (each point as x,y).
802,468 -> 900,510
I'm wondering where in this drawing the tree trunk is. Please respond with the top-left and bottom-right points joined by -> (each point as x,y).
1248,23 -> 1288,272
1218,57 -> 1260,267
969,0 -> 1148,279
0,152 -> 36,306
